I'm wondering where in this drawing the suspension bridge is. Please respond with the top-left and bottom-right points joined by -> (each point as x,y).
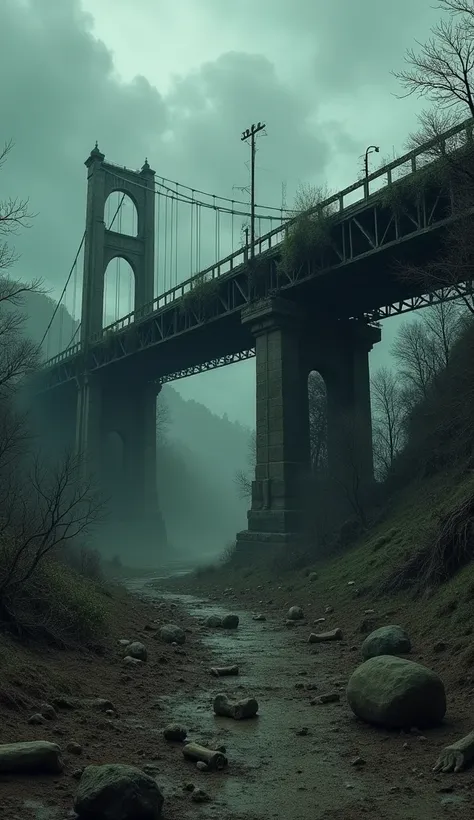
32,117 -> 474,560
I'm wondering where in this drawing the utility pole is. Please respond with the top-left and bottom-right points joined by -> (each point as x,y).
241,122 -> 266,258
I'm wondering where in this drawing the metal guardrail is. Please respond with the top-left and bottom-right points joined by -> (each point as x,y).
44,117 -> 473,370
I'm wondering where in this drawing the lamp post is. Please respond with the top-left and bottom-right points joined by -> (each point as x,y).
241,122 -> 266,259
364,145 -> 380,179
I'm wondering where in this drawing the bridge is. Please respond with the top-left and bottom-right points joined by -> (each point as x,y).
32,118 -> 474,558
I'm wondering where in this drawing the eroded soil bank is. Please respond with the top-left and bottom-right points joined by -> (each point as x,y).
1,574 -> 473,819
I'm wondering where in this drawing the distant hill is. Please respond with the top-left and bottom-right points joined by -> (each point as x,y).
17,286 -> 252,563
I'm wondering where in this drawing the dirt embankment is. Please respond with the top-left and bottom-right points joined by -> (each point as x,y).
0,584 -> 213,820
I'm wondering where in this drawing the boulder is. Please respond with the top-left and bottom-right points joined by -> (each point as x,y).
124,641 -> 147,662
163,724 -> 187,742
205,615 -> 222,628
287,606 -> 304,621
0,741 -> 63,774
159,624 -> 185,645
74,763 -> 164,820
347,655 -> 446,729
221,614 -> 239,629
361,625 -> 411,660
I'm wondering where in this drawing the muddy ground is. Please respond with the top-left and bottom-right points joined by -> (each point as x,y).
1,574 -> 474,819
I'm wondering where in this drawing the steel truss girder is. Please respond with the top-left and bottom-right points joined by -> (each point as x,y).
40,175 -> 463,390
160,349 -> 256,383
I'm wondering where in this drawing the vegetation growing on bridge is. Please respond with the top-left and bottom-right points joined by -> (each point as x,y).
179,271 -> 220,320
278,183 -> 337,278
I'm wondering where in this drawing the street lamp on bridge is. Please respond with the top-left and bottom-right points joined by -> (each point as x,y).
364,144 -> 380,180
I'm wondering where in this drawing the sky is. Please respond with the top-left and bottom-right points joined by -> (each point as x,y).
0,0 -> 446,427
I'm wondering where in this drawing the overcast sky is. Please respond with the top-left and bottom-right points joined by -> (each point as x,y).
1,0 -> 445,427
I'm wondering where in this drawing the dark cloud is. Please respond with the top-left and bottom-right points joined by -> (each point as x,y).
0,0 -> 449,423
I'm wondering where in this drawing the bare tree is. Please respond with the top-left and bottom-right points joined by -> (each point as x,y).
0,141 -> 36,274
391,302 -> 464,403
391,2 -> 474,306
0,452 -> 103,626
371,366 -> 406,479
393,1 -> 474,116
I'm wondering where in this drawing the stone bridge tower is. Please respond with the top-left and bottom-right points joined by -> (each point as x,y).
75,145 -> 166,559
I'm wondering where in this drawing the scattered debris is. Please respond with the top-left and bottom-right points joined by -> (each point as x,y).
182,742 -> 228,770
210,665 -> 239,677
308,628 -> 343,643
213,693 -> 259,720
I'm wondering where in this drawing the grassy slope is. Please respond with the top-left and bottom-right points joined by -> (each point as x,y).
180,465 -> 474,671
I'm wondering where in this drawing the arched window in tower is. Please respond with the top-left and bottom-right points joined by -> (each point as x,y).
103,256 -> 135,328
104,191 -> 138,237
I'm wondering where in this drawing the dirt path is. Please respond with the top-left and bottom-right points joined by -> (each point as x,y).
133,579 -> 473,820
2,574 -> 473,819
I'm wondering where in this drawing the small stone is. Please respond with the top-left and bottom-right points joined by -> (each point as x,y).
163,724 -> 187,742
160,624 -> 186,645
364,609 -> 375,615
351,756 -> 366,766
205,615 -> 222,628
40,704 -> 57,720
28,713 -> 45,725
288,606 -> 304,620
118,639 -> 131,647
72,768 -> 84,780
252,614 -> 266,621
222,614 -> 239,629
325,606 -> 334,614
348,581 -> 355,586
308,572 -> 318,582
184,782 -> 195,792
308,628 -> 343,643
124,641 -> 147,662
196,761 -> 208,771
295,727 -> 309,736
67,742 -> 83,755
433,641 -> 447,653
123,656 -> 143,667
192,788 -> 210,803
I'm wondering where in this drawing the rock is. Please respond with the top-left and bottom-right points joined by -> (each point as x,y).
74,763 -> 164,819
163,724 -> 187,742
308,572 -> 318,582
288,606 -> 304,621
221,614 -> 239,629
40,703 -> 57,720
252,614 -> 266,621
433,641 -> 447,653
308,628 -> 343,643
28,713 -> 46,725
160,624 -> 185,645
0,741 -> 63,774
213,693 -> 259,720
352,756 -> 366,766
124,641 -> 147,662
361,625 -> 411,660
67,742 -> 83,756
123,655 -> 143,667
118,639 -> 131,647
347,655 -> 446,729
196,761 -> 208,771
295,727 -> 309,736
325,606 -> 334,614
205,615 -> 222,628
191,788 -> 210,803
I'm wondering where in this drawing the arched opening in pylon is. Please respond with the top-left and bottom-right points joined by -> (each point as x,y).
104,191 -> 138,237
103,256 -> 135,327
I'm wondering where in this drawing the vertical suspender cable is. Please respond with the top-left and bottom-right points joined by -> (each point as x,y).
164,192 -> 168,293
175,182 -> 179,287
190,190 -> 194,276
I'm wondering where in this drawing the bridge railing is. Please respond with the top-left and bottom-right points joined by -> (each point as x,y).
43,116 -> 473,368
